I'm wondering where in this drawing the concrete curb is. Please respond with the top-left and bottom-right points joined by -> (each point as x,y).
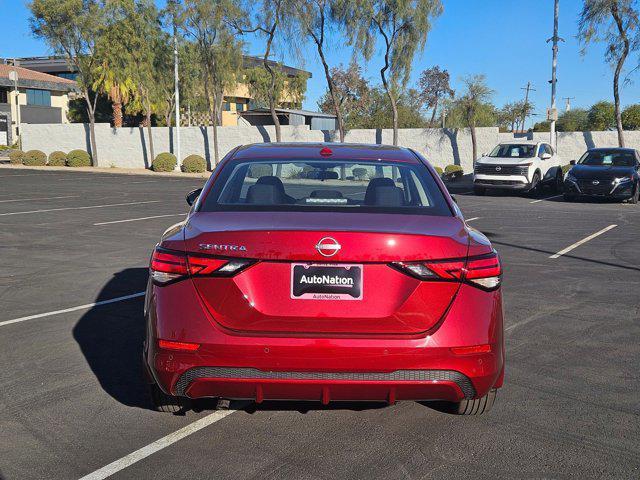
0,164 -> 210,179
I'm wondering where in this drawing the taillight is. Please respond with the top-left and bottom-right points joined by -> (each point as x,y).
150,248 -> 188,285
150,247 -> 255,285
158,339 -> 200,352
391,251 -> 501,291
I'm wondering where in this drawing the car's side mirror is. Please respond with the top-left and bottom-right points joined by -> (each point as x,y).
541,153 -> 552,160
569,160 -> 576,165
186,188 -> 202,206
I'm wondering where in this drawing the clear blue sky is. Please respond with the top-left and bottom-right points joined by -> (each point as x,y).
2,0 -> 639,128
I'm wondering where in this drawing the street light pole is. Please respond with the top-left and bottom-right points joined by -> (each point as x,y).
173,7 -> 181,169
548,0 -> 562,150
9,68 -> 21,149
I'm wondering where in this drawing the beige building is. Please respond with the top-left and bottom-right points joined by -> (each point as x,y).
13,55 -> 310,129
0,62 -> 76,145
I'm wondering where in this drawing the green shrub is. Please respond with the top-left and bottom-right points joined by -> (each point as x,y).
67,149 -> 92,167
181,154 -> 206,173
23,150 -> 47,166
434,166 -> 444,175
8,150 -> 24,164
444,164 -> 463,174
561,164 -> 572,174
247,164 -> 272,178
152,152 -> 177,172
48,151 -> 67,166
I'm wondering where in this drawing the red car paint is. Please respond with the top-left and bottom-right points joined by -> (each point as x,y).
144,144 -> 504,405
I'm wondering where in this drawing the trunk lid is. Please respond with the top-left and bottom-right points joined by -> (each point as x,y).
182,212 -> 473,335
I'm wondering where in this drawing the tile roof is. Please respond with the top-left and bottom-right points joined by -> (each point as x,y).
0,63 -> 76,87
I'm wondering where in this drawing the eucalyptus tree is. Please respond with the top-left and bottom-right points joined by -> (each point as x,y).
455,75 -> 493,161
297,0 -> 346,141
30,0 -> 105,164
579,0 -> 640,147
231,0 -> 298,142
334,0 -> 443,145
180,0 -> 243,164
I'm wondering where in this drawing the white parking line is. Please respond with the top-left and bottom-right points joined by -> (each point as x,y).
530,195 -> 563,204
78,410 -> 236,480
549,224 -> 617,259
94,213 -> 185,226
0,292 -> 145,328
0,195 -> 78,204
0,200 -> 160,217
465,217 -> 480,222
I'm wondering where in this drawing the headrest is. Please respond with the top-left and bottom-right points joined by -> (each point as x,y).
246,184 -> 284,205
364,177 -> 396,204
368,186 -> 404,206
256,175 -> 285,192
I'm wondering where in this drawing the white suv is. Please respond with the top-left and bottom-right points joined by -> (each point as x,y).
473,141 -> 563,195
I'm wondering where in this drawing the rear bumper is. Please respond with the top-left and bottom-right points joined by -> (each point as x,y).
145,281 -> 505,404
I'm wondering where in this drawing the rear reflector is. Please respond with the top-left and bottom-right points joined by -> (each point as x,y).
391,251 -> 502,291
451,344 -> 492,355
319,147 -> 333,156
150,247 -> 255,285
158,339 -> 200,352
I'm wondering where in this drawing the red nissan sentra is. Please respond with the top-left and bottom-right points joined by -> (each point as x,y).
144,143 -> 504,415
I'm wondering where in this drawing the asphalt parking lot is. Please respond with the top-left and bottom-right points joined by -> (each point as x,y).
0,167 -> 638,479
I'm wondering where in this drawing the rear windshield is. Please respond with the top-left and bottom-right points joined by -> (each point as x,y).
488,144 -> 536,158
200,159 -> 452,216
578,150 -> 637,167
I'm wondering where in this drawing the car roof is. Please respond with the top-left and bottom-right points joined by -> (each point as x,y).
232,143 -> 421,163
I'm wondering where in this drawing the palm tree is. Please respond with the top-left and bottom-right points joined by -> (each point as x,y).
93,63 -> 136,128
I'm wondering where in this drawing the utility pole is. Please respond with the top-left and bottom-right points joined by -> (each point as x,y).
172,0 -> 181,170
547,0 -> 563,149
520,82 -> 536,132
563,96 -> 574,112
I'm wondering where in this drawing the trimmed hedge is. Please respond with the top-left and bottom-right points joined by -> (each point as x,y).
67,150 -> 92,167
48,151 -> 67,167
23,150 -> 47,166
152,152 -> 177,172
8,150 -> 24,164
434,166 -> 444,175
181,154 -> 206,173
444,164 -> 463,174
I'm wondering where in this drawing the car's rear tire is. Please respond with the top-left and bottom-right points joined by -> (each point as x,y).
454,388 -> 497,415
149,382 -> 188,413
473,186 -> 486,196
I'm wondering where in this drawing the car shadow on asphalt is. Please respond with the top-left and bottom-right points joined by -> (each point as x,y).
72,268 -> 154,410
